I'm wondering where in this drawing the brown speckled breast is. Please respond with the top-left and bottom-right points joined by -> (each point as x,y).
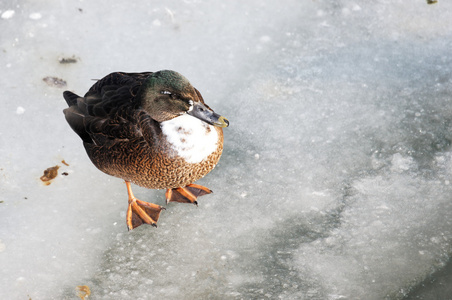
85,126 -> 224,189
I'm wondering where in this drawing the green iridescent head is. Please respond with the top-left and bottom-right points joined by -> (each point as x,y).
139,70 -> 229,127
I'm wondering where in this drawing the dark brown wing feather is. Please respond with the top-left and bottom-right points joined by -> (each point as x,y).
63,72 -> 155,146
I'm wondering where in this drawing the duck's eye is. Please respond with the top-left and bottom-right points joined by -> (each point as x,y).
161,90 -> 171,95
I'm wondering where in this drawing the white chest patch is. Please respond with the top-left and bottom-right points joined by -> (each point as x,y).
161,114 -> 219,164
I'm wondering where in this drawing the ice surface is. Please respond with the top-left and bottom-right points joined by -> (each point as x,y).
1,0 -> 452,299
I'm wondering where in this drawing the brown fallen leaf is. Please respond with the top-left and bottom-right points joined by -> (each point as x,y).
59,56 -> 78,64
42,76 -> 67,88
40,165 -> 60,185
76,285 -> 91,300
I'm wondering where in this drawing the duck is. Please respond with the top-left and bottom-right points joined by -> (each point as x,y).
63,70 -> 229,230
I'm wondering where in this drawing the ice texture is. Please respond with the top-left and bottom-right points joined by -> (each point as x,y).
1,0 -> 452,299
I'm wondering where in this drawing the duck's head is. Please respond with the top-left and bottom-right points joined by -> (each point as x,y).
140,70 -> 229,128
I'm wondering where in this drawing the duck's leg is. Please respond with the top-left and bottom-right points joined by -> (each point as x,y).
166,183 -> 212,205
125,181 -> 165,230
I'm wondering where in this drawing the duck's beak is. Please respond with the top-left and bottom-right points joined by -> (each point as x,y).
188,102 -> 229,128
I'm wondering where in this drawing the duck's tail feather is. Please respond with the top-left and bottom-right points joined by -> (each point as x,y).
63,90 -> 80,107
63,106 -> 93,143
63,91 -> 93,144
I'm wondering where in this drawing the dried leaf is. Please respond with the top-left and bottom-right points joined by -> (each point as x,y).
40,165 -> 60,184
43,77 -> 67,88
76,285 -> 91,300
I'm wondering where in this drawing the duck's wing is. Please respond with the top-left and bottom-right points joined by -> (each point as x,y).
63,72 -> 155,146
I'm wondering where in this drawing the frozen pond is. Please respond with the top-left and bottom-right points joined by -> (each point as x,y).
1,0 -> 452,299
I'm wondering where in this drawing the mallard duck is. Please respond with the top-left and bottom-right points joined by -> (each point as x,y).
63,70 -> 229,230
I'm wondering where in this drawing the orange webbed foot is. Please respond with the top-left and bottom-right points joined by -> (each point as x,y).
166,183 -> 212,205
125,181 -> 165,230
